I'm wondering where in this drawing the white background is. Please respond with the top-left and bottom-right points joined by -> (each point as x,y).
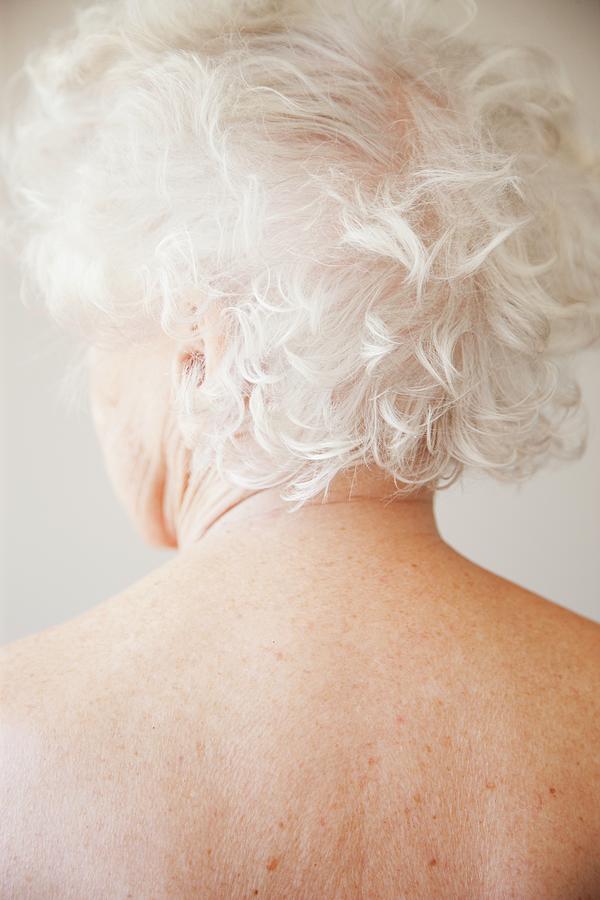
1,0 -> 599,642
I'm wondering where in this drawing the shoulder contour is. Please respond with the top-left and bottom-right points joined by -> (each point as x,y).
0,618 -> 173,898
502,580 -> 600,703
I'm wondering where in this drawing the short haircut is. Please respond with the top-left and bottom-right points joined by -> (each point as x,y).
3,0 -> 599,505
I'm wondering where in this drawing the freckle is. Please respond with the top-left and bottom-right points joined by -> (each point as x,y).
549,786 -> 556,796
432,815 -> 437,820
278,820 -> 285,829
429,858 -> 437,867
425,744 -> 432,753
578,816 -> 584,822
319,816 -> 326,826
207,848 -> 212,856
413,793 -> 422,804
404,806 -> 411,817
196,741 -> 204,756
253,892 -> 259,896
266,857 -> 279,872
367,756 -> 379,766
485,781 -> 496,790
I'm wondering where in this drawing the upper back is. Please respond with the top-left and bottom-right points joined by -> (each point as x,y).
2,536 -> 600,899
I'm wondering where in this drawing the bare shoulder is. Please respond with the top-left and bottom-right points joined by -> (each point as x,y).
2,548 -> 600,899
449,545 -> 600,737
444,541 -> 600,660
0,559 -> 203,899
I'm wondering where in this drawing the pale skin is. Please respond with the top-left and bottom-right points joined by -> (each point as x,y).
1,340 -> 599,899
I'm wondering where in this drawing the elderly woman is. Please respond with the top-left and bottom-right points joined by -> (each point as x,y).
1,0 -> 599,896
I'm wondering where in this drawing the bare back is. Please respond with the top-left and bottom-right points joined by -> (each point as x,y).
2,525 -> 599,899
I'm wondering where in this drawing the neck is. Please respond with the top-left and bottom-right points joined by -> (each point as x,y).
171,463 -> 440,551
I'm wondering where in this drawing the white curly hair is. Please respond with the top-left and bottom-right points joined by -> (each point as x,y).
2,0 -> 600,506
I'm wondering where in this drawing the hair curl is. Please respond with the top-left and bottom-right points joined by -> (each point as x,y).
2,0 -> 600,505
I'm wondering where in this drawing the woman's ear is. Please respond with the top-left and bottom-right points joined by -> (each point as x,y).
175,346 -> 207,389
173,301 -> 227,388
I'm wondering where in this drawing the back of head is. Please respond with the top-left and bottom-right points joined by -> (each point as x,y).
2,0 -> 600,506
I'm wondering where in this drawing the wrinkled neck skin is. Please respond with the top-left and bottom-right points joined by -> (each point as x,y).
161,428 -> 260,549
135,396 -> 256,549
161,427 -> 438,553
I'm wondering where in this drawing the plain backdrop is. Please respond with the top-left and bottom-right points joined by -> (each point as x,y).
1,0 -> 599,643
